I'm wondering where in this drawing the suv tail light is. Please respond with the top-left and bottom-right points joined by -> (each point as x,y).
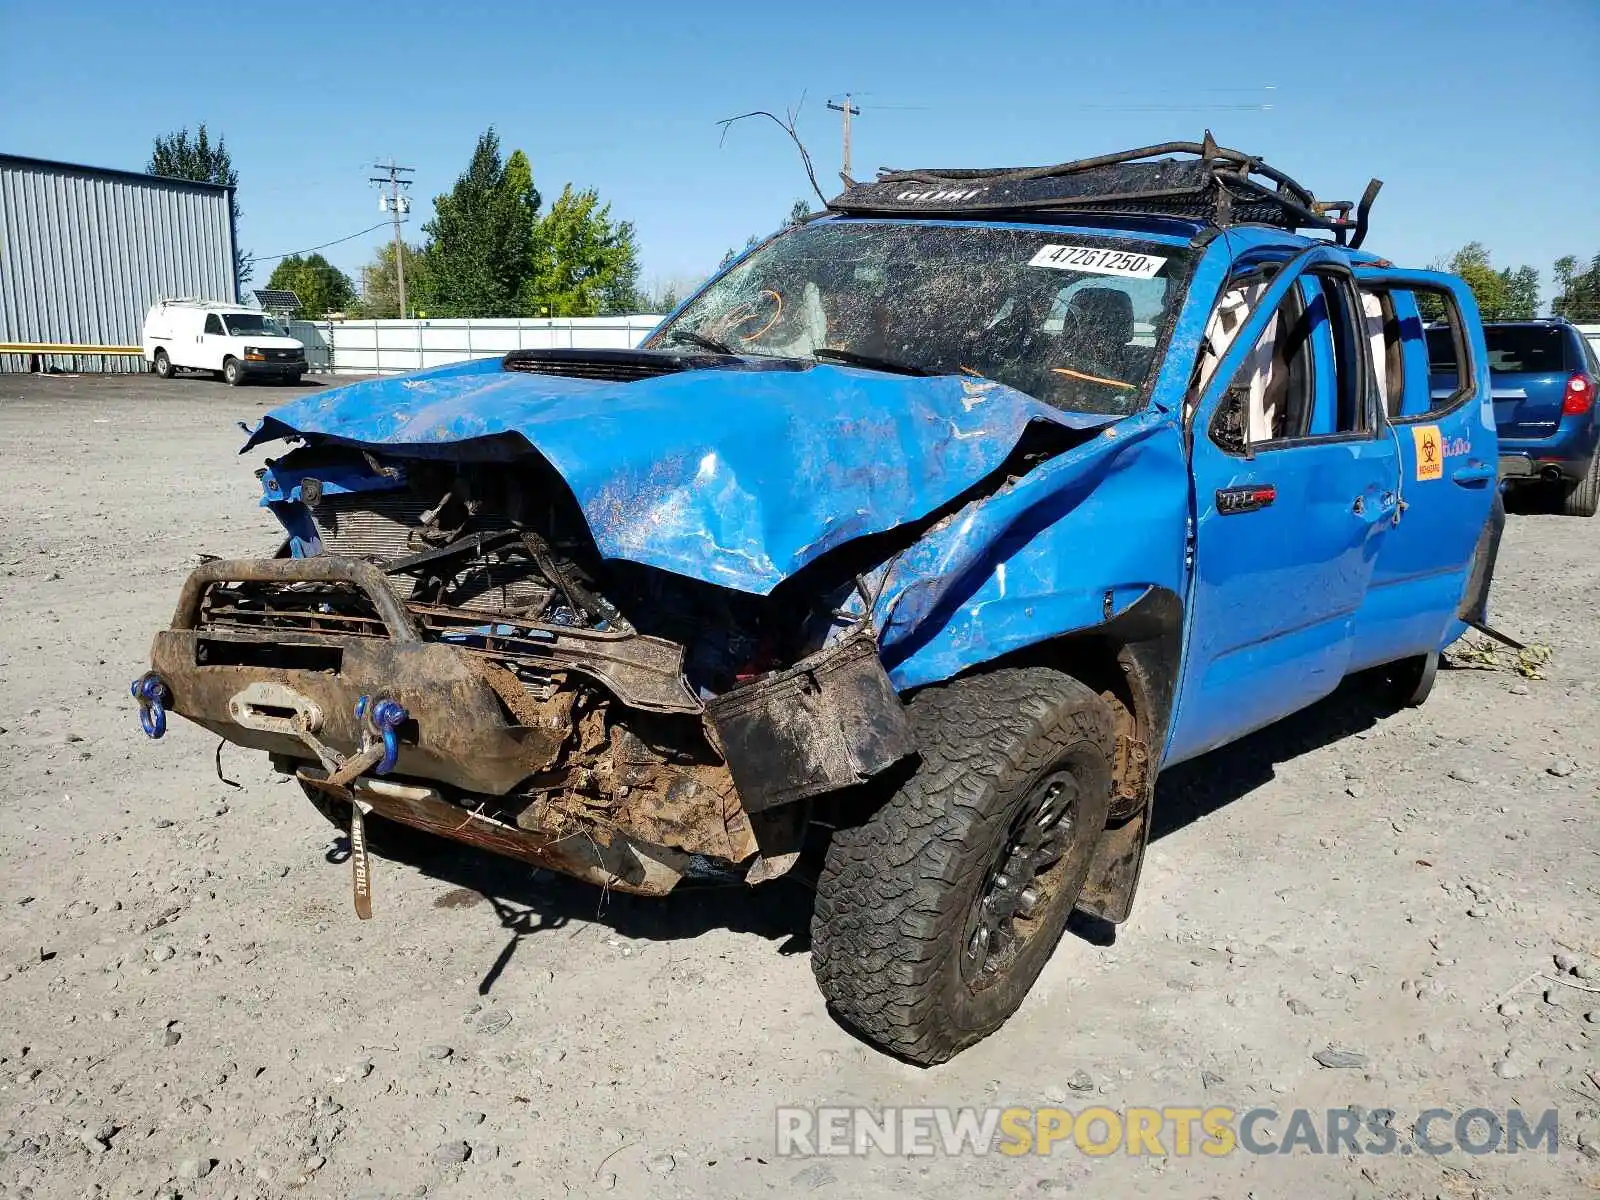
1563,373 -> 1595,416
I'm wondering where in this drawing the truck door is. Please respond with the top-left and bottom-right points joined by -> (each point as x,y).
1165,248 -> 1399,766
1349,270 -> 1495,668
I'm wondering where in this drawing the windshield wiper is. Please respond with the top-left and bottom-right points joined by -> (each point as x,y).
661,329 -> 739,355
810,346 -> 935,377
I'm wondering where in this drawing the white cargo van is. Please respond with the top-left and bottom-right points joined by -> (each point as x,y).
142,299 -> 307,385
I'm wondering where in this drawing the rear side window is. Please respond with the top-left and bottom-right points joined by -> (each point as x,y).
1406,289 -> 1475,418
1484,326 -> 1570,374
1426,327 -> 1457,372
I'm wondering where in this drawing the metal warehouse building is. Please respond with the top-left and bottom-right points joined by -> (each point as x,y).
0,153 -> 237,372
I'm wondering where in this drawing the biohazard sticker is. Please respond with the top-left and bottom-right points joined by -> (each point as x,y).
1412,425 -> 1444,481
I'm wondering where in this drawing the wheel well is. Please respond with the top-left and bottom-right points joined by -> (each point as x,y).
929,587 -> 1184,823
964,634 -> 1145,819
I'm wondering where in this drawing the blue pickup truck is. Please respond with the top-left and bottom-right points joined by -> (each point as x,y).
132,140 -> 1498,1063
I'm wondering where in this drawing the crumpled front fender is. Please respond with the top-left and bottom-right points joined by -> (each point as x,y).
854,409 -> 1191,690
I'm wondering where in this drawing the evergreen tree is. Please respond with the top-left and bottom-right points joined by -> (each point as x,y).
148,123 -> 251,286
421,130 -> 538,316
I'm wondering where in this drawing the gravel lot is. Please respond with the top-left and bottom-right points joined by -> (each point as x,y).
1,371 -> 1597,1200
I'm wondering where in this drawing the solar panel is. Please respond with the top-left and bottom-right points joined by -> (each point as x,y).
252,288 -> 301,311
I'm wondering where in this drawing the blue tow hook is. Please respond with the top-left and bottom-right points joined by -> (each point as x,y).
355,695 -> 409,776
130,672 -> 170,740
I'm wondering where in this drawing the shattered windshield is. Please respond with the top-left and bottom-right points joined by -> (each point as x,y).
649,219 -> 1191,414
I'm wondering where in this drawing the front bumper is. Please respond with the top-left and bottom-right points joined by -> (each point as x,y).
150,558 -> 567,794
137,556 -> 916,894
241,358 -> 304,377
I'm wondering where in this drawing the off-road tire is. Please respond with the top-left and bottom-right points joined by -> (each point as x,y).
1560,455 -> 1600,517
222,357 -> 243,387
811,667 -> 1114,1065
152,349 -> 173,379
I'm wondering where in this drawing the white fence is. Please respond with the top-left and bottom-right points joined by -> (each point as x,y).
286,316 -> 663,376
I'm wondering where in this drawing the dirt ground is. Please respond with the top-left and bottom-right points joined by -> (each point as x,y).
1,372 -> 1597,1200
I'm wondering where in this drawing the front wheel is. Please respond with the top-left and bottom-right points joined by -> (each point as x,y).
222,357 -> 244,386
811,667 -> 1113,1065
1560,454 -> 1600,518
152,348 -> 174,379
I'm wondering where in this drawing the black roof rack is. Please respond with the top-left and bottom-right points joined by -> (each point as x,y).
827,133 -> 1383,249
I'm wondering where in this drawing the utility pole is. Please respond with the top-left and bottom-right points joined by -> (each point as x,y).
370,160 -> 414,318
826,95 -> 861,178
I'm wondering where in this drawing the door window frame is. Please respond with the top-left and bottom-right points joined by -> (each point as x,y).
1201,261 -> 1382,459
1356,276 -> 1478,423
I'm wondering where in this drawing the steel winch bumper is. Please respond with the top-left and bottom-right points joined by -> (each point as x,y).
144,556 -> 713,795
137,556 -> 918,895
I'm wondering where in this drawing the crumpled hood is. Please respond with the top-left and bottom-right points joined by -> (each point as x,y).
246,357 -> 1114,595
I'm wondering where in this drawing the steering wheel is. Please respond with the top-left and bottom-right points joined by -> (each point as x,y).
716,289 -> 784,344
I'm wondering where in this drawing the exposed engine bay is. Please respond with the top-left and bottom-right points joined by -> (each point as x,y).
143,441 -> 916,895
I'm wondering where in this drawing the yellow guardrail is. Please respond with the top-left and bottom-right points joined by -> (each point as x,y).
0,343 -> 143,355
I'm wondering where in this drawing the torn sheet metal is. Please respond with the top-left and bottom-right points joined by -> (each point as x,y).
852,409 -> 1192,690
245,360 -> 1115,596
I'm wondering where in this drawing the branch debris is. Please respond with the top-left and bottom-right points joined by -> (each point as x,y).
716,95 -> 828,207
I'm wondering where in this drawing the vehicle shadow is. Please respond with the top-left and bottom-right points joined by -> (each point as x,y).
371,674 -> 1410,994
1146,674 -> 1394,843
369,833 -> 816,996
1501,484 -> 1559,517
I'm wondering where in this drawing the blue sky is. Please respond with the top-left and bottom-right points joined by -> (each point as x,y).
2,0 -> 1596,303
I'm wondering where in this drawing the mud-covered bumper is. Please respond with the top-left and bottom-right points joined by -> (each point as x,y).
137,556 -> 916,894
148,558 -> 569,795
298,770 -> 692,895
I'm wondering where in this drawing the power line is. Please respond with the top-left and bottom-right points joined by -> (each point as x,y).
245,220 -> 400,266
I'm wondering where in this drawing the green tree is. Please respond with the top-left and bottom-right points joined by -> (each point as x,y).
354,241 -> 430,318
644,285 -> 681,314
787,198 -> 812,226
421,129 -> 539,317
1498,264 -> 1540,320
148,123 -> 250,286
1442,242 -> 1508,320
264,252 -> 355,318
521,185 -> 642,317
719,234 -> 762,269
1553,254 -> 1600,323
1424,243 -> 1539,322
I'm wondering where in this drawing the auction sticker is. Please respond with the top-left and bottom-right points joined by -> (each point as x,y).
1029,244 -> 1168,279
1412,424 -> 1444,481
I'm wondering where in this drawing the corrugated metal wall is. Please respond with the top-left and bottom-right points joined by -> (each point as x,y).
0,154 -> 237,373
